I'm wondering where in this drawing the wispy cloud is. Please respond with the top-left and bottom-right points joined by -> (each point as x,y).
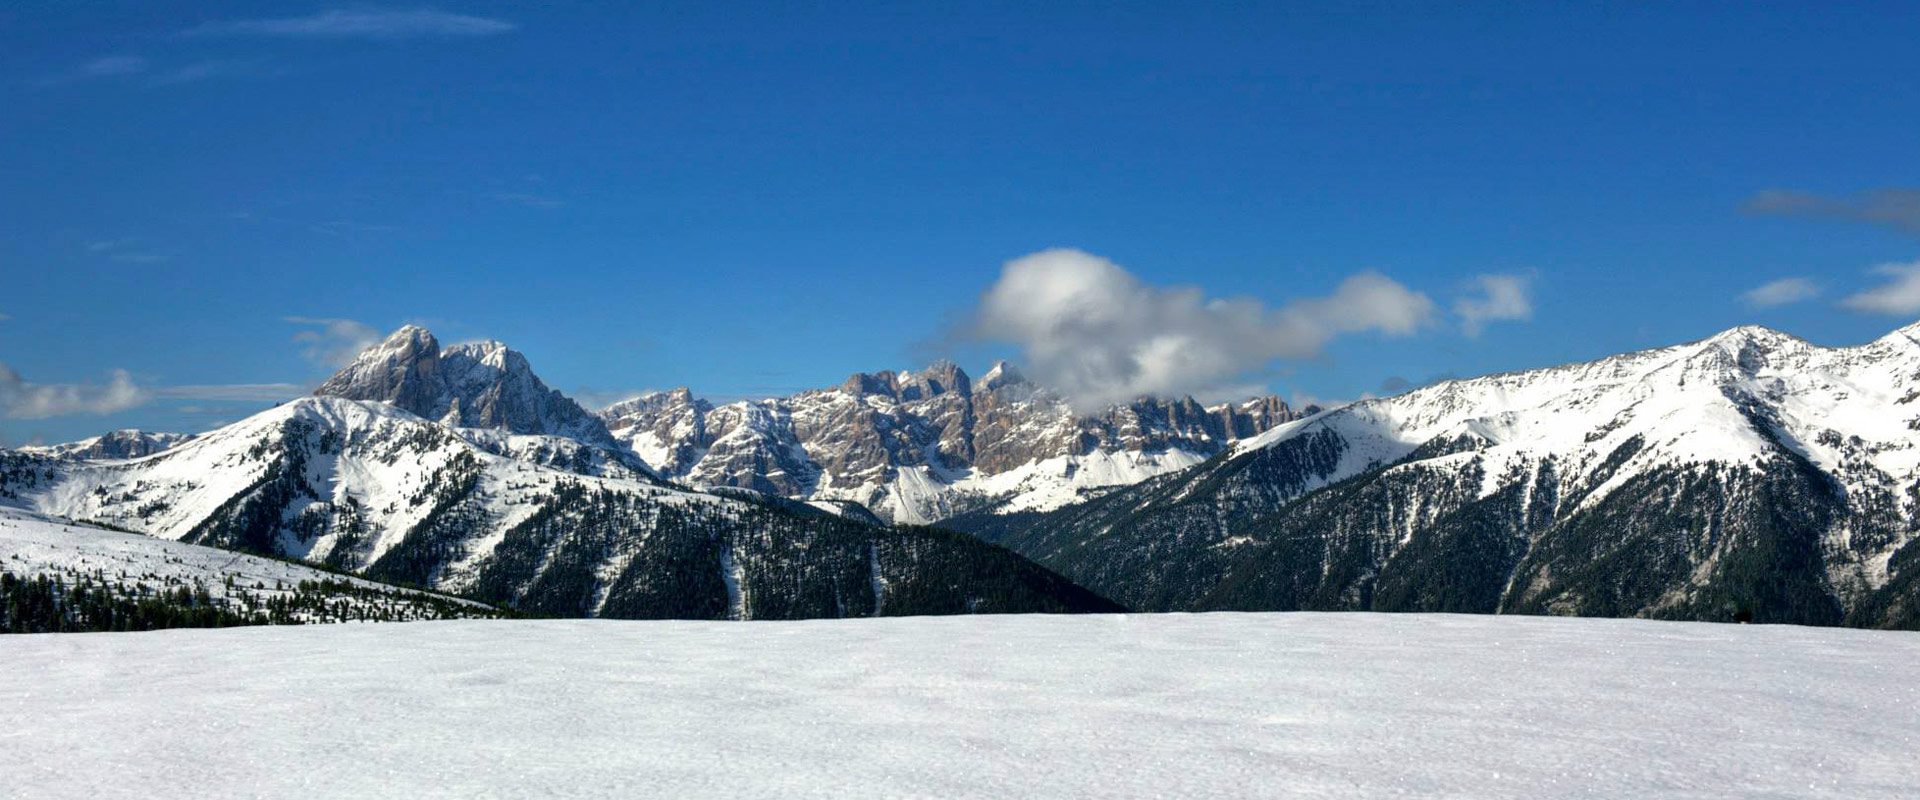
286,317 -> 383,367
310,220 -> 399,237
1453,273 -> 1534,337
39,54 -> 257,88
147,60 -> 263,86
183,8 -> 517,40
1744,188 -> 1920,236
0,365 -> 150,419
81,55 -> 150,77
961,248 -> 1436,410
155,383 -> 308,402
487,191 -> 565,209
33,55 -> 150,86
1739,277 -> 1820,309
85,240 -> 170,264
1841,261 -> 1920,315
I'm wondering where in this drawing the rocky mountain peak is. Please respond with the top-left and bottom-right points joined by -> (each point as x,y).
1679,324 -> 1815,379
314,325 -> 617,447
604,388 -> 704,419
980,360 -> 1025,391
446,338 -> 521,367
1702,324 -> 1799,352
841,370 -> 901,397
314,325 -> 445,416
900,360 -> 970,400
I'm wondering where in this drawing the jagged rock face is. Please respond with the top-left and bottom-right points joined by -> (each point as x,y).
317,326 -> 615,447
965,322 -> 1920,629
603,360 -> 1310,523
602,389 -> 711,476
0,397 -> 1119,620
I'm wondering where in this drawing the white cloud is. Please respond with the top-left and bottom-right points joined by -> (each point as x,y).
0,365 -> 150,419
1841,261 -> 1920,315
81,55 -> 150,77
184,9 -> 516,39
1739,277 -> 1820,309
286,317 -> 383,367
1454,273 -> 1534,337
965,248 -> 1436,410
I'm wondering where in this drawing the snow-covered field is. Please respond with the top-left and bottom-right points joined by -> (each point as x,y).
3,613 -> 1915,798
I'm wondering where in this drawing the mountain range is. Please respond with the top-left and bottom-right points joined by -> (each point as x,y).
4,321 -> 1919,628
952,323 -> 1920,628
602,360 -> 1310,523
0,327 -> 1123,620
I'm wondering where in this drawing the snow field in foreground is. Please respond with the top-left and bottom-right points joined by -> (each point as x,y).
3,612 -> 1916,799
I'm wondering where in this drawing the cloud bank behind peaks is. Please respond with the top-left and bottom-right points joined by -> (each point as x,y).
967,249 -> 1437,409
0,365 -> 149,419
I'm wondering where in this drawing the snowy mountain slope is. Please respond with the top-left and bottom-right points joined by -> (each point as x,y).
603,361 -> 1308,524
984,322 -> 1920,627
19,429 -> 192,460
0,506 -> 501,628
6,613 -> 1916,798
0,396 -> 1117,619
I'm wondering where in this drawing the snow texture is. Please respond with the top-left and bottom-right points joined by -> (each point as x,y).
3,613 -> 1915,798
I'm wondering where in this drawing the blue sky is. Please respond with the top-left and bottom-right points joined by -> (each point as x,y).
3,3 -> 1919,444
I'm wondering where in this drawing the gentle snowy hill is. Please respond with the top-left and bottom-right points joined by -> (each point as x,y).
2,613 -> 1914,798
0,396 -> 1116,619
602,361 -> 1308,524
0,507 -> 500,628
981,322 -> 1920,626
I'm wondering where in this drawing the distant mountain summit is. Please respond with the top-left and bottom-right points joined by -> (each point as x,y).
315,325 -> 653,480
19,429 -> 192,460
602,361 -> 1312,523
317,325 -> 616,446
